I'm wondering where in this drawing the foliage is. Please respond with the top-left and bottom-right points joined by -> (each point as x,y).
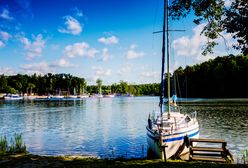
241,149 -> 248,164
170,0 -> 248,55
223,0 -> 248,55
0,136 -> 8,155
0,73 -> 87,96
14,133 -> 26,153
0,55 -> 247,98
96,78 -> 103,94
0,73 -> 160,96
169,54 -> 248,98
0,133 -> 27,155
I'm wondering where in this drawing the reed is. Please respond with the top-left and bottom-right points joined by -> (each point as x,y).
0,136 -> 8,155
14,133 -> 26,153
0,133 -> 27,155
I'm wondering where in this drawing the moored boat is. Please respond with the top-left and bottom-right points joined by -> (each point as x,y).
78,94 -> 89,98
49,95 -> 64,99
4,94 -> 23,100
104,93 -> 115,98
146,0 -> 199,160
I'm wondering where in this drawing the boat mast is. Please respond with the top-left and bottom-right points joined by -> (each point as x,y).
159,0 -> 166,116
166,0 -> 170,119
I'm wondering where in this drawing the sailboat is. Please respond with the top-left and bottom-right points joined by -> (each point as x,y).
146,0 -> 199,160
68,87 -> 78,99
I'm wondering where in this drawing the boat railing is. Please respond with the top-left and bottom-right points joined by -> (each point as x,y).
189,111 -> 197,122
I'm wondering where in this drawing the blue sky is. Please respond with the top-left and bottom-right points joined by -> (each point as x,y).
0,0 -> 237,85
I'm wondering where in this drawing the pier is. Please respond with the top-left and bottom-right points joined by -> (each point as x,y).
189,138 -> 234,163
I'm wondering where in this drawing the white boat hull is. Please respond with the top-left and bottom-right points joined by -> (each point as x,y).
50,95 -> 64,99
4,94 -> 23,100
147,121 -> 199,159
104,94 -> 115,98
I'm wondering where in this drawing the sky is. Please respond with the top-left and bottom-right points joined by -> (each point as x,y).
0,0 -> 237,85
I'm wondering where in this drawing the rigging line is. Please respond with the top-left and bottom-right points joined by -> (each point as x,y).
152,0 -> 159,34
159,0 -> 166,116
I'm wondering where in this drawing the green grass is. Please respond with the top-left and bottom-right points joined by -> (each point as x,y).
1,154 -> 248,168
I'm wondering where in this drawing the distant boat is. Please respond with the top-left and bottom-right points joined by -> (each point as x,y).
78,94 -> 89,98
4,94 -> 23,100
68,87 -> 77,98
95,94 -> 103,98
49,95 -> 64,99
24,94 -> 37,100
146,0 -> 199,160
104,93 -> 115,98
68,95 -> 77,99
50,89 -> 64,99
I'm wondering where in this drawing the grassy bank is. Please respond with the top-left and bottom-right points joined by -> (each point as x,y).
1,154 -> 248,168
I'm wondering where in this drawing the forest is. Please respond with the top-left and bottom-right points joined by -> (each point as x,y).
172,54 -> 248,98
0,54 -> 247,98
0,72 -> 160,96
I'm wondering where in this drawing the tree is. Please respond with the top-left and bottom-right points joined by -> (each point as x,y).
170,0 -> 248,55
118,81 -> 128,94
0,75 -> 7,92
28,83 -> 36,95
80,78 -> 87,94
96,78 -> 102,94
224,0 -> 248,54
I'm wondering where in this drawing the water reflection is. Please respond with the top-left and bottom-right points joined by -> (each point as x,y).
0,97 -> 248,160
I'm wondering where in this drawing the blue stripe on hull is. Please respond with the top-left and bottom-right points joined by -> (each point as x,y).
163,130 -> 199,142
147,129 -> 199,143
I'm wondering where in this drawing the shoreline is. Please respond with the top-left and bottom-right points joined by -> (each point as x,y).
1,153 -> 247,168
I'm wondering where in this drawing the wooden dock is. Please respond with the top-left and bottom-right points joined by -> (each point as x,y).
189,138 -> 234,163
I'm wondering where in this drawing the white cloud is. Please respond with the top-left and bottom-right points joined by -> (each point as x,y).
73,7 -> 83,17
0,67 -> 16,75
141,71 -> 160,78
172,23 -> 207,58
19,58 -> 77,75
92,66 -> 111,76
50,44 -> 60,51
63,42 -> 99,58
98,36 -> 119,45
58,16 -> 82,35
19,61 -> 53,75
51,58 -> 76,68
100,48 -> 111,61
0,9 -> 13,20
130,44 -> 137,50
0,31 -> 11,41
20,34 -> 45,60
0,40 -> 5,48
0,30 -> 11,48
117,64 -> 132,75
126,44 -> 145,59
172,23 -> 237,64
172,23 -> 220,63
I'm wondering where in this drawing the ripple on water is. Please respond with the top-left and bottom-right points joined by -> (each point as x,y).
0,98 -> 248,160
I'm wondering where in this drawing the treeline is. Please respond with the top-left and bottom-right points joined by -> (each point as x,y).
0,73 -> 86,96
171,55 -> 248,98
0,55 -> 247,97
0,73 -> 160,96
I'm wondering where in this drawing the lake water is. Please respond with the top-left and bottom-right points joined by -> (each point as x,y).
0,97 -> 248,161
